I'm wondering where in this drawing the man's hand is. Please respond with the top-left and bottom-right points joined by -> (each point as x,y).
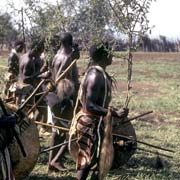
112,107 -> 129,118
71,43 -> 80,60
38,71 -> 52,79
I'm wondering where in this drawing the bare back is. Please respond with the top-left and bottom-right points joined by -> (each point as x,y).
19,53 -> 35,85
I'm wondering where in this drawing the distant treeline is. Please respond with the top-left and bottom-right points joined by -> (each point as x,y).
112,35 -> 180,52
0,12 -> 179,52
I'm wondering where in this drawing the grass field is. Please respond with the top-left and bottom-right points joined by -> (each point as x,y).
0,51 -> 180,180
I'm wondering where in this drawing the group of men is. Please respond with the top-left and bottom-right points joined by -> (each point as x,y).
1,32 -> 129,180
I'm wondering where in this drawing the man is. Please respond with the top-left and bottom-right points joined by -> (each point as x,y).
69,42 -> 128,180
3,40 -> 25,99
46,32 -> 80,171
17,38 -> 46,105
19,38 -> 45,86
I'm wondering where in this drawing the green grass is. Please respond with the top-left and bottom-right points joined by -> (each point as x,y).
0,52 -> 180,180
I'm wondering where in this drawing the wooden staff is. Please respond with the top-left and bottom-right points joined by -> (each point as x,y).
27,90 -> 49,116
34,121 -> 69,132
55,59 -> 78,85
40,138 -> 77,154
113,133 -> 175,153
52,115 -> 70,123
18,79 -> 46,111
122,111 -> 153,124
137,147 -> 173,159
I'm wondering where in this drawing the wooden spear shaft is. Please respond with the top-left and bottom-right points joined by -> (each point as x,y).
137,147 -> 173,159
55,59 -> 78,85
34,121 -> 69,132
122,111 -> 153,124
40,138 -> 77,154
52,115 -> 70,123
18,79 -> 46,111
112,133 -> 175,153
27,90 -> 49,116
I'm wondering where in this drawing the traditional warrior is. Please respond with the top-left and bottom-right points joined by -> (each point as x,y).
46,32 -> 80,171
69,42 -> 129,180
17,38 -> 46,105
32,38 -> 49,131
3,41 -> 25,100
19,38 -> 45,86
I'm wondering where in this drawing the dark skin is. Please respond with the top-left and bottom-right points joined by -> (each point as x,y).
19,53 -> 36,85
3,43 -> 24,99
51,42 -> 79,84
48,34 -> 80,171
76,51 -> 128,180
8,44 -> 24,78
19,46 -> 44,85
82,55 -> 127,118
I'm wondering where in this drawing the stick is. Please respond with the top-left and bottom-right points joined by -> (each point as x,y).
25,104 -> 47,108
137,147 -> 173,159
27,90 -> 49,116
52,115 -> 70,123
34,121 -> 70,132
19,59 -> 77,113
18,79 -> 46,111
40,138 -> 77,154
122,111 -> 153,124
55,59 -> 77,85
112,133 -> 175,153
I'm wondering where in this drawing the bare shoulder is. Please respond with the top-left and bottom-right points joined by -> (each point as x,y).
19,53 -> 29,63
86,68 -> 104,83
53,52 -> 68,63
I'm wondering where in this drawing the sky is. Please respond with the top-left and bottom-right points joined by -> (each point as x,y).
148,0 -> 180,39
0,0 -> 180,39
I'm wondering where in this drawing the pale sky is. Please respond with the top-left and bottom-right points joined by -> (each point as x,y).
0,0 -> 180,39
148,0 -> 180,39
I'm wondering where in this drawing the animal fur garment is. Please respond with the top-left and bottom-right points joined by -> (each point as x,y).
99,108 -> 114,180
56,79 -> 74,101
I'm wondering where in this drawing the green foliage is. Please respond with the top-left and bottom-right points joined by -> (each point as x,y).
0,12 -> 18,45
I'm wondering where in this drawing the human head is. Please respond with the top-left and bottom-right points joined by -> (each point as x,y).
51,33 -> 61,53
89,41 -> 112,66
30,37 -> 45,56
60,32 -> 73,47
14,40 -> 25,53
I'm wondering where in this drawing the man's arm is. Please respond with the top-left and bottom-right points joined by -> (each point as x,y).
85,69 -> 128,118
85,69 -> 108,116
8,53 -> 19,75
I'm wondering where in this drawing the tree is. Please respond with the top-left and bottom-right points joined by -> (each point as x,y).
0,12 -> 18,49
107,0 -> 155,107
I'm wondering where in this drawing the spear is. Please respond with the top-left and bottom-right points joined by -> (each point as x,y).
40,138 -> 77,154
113,133 -> 175,153
34,120 -> 175,155
137,147 -> 173,159
55,58 -> 78,85
18,79 -> 46,111
34,121 -> 69,132
122,111 -> 153,124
